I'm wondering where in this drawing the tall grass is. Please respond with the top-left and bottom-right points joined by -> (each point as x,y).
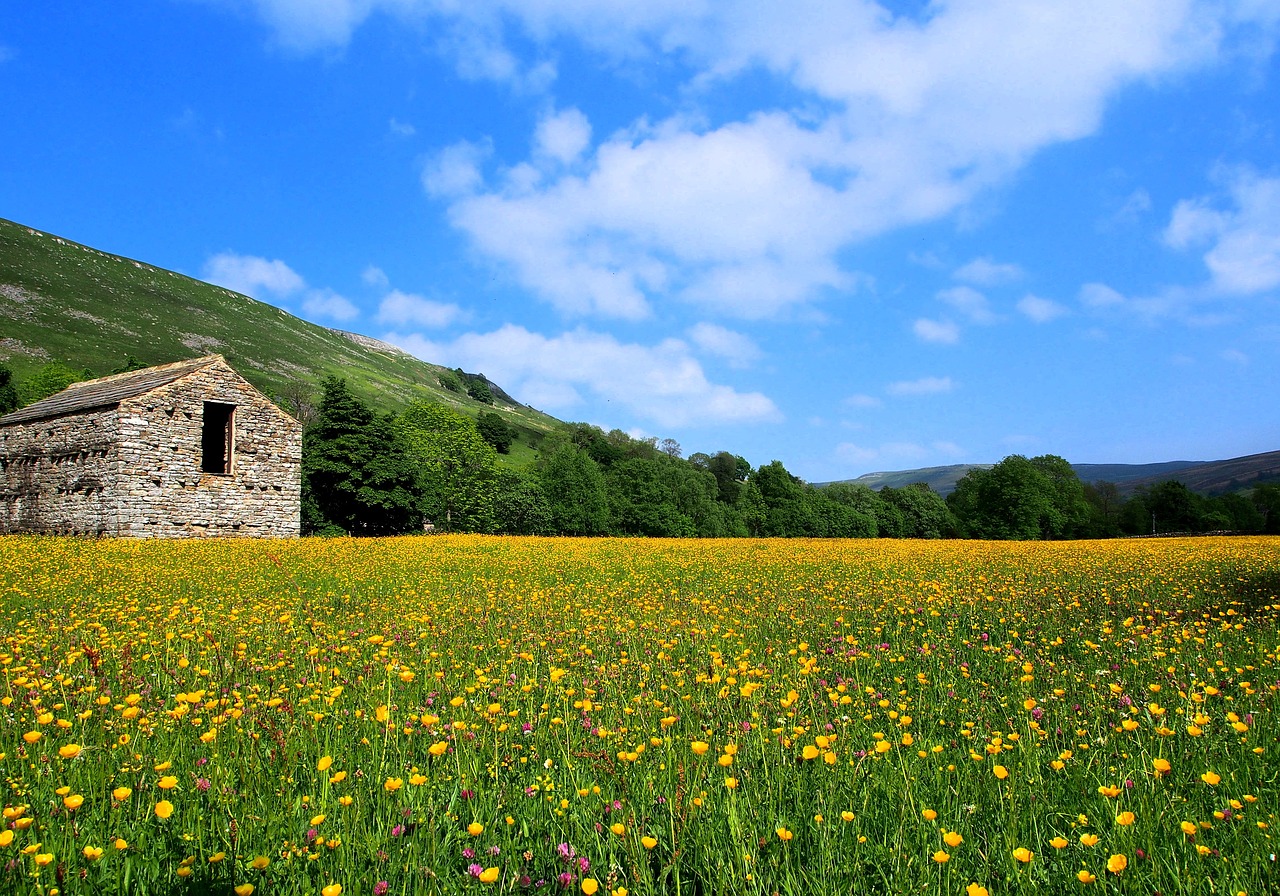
1,535 -> 1276,894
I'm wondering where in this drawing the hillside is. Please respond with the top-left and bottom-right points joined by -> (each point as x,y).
831,464 -> 990,496
1116,450 -> 1280,496
825,453 -> 1278,498
1071,460 -> 1208,487
0,218 -> 563,453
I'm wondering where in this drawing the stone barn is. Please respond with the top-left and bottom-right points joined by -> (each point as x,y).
0,355 -> 302,537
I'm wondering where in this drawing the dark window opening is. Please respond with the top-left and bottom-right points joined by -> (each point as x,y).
201,402 -> 235,475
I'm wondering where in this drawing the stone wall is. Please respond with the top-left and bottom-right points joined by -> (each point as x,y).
115,362 -> 302,537
0,408 -> 121,535
0,359 -> 302,538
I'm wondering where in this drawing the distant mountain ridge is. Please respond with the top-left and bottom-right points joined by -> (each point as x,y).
823,451 -> 1280,497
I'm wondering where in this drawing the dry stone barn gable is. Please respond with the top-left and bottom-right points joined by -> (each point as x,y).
0,355 -> 301,537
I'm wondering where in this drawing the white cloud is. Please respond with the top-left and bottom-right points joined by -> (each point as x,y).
953,257 -> 1023,286
202,251 -> 362,322
1078,280 -> 1224,323
913,318 -> 960,344
937,285 -> 998,324
234,0 -> 392,50
362,266 -> 390,288
843,393 -> 882,409
1222,348 -> 1249,365
202,252 -> 305,299
1165,166 -> 1280,294
835,439 -> 963,468
385,324 -> 781,427
1080,281 -> 1126,308
376,290 -> 463,328
835,442 -> 880,465
1017,294 -> 1069,323
534,107 -> 592,165
302,288 -> 360,322
221,1 -> 1277,328
422,140 -> 490,199
1114,187 -> 1152,223
686,322 -> 762,367
887,375 -> 954,397
404,1 -> 1261,321
447,112 -> 855,320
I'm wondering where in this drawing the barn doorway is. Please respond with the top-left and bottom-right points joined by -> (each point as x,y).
201,402 -> 235,475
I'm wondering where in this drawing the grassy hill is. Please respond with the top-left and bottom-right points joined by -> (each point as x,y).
824,464 -> 991,496
0,217 -> 564,458
823,454 -> 1279,498
1114,450 -> 1280,496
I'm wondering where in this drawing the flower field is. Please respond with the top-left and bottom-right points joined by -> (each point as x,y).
1,535 -> 1278,895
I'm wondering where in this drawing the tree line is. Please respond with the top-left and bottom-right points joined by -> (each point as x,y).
300,377 -> 1280,539
2,362 -> 1276,540
299,376 -> 959,538
946,454 -> 1278,538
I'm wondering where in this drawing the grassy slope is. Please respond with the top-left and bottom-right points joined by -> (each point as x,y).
833,464 -> 991,496
1118,450 -> 1280,496
0,217 -> 563,456
822,454 -> 1279,498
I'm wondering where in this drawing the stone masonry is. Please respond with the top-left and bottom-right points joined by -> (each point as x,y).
0,355 -> 302,537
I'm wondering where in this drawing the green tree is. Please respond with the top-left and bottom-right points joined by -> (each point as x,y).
0,364 -> 17,415
1146,480 -> 1199,533
881,483 -> 953,538
537,441 -> 610,535
1029,455 -> 1092,538
491,468 -> 553,535
110,355 -> 149,374
1252,484 -> 1280,534
568,423 -> 625,468
476,411 -> 515,454
809,490 -> 878,537
275,381 -> 319,428
397,400 -> 499,532
17,361 -> 86,406
948,455 -> 1086,540
606,456 -> 692,536
301,377 -> 422,535
1205,493 -> 1262,532
734,479 -> 768,536
752,460 -> 822,536
665,458 -> 724,536
822,482 -> 884,538
1083,481 -> 1125,537
708,451 -> 749,504
1118,488 -> 1154,535
466,379 -> 494,404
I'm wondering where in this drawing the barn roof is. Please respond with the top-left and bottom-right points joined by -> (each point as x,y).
0,356 -> 224,426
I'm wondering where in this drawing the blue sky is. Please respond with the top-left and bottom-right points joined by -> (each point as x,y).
3,2 -> 1279,481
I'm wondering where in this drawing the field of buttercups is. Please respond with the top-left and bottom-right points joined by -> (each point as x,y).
1,535 -> 1277,895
